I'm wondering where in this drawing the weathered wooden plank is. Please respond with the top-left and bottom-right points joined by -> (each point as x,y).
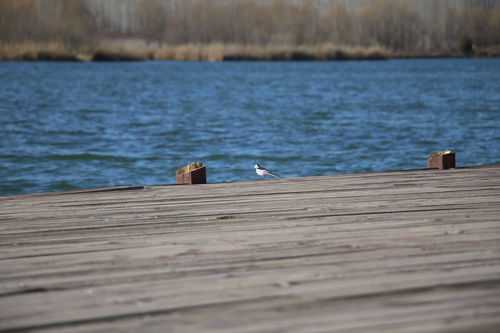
1,165 -> 500,332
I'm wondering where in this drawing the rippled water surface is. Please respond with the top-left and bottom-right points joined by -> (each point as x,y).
1,59 -> 499,195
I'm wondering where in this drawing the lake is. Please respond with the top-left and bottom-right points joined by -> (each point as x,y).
1,59 -> 499,195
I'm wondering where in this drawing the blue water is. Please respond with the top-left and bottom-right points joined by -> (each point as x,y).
1,59 -> 500,195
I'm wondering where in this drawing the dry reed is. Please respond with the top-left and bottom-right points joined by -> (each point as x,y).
0,42 -> 91,61
2,42 -> 497,62
153,44 -> 391,61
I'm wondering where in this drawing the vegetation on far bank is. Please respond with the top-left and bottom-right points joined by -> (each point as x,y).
2,42 -> 500,62
1,0 -> 499,61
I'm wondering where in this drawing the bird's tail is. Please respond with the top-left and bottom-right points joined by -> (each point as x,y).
269,173 -> 280,179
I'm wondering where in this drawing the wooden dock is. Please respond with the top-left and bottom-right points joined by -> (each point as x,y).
1,165 -> 500,332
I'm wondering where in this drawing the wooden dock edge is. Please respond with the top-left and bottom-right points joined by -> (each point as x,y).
2,164 -> 499,199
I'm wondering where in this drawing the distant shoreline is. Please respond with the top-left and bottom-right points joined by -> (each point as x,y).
1,43 -> 499,62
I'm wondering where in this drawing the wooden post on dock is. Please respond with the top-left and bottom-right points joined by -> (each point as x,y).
176,162 -> 206,184
428,150 -> 455,170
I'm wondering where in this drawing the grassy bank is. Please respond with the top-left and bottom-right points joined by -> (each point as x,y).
154,44 -> 391,61
1,43 -> 499,62
0,43 -> 389,61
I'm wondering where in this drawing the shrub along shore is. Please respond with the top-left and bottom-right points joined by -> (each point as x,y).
1,43 -> 498,62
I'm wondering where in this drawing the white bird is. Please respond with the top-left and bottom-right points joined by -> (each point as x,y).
254,164 -> 280,179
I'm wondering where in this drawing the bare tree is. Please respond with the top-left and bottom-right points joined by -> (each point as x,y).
358,0 -> 422,51
0,0 -> 39,44
135,0 -> 167,45
323,3 -> 355,45
52,0 -> 97,49
1,0 -> 500,56
0,0 -> 95,49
